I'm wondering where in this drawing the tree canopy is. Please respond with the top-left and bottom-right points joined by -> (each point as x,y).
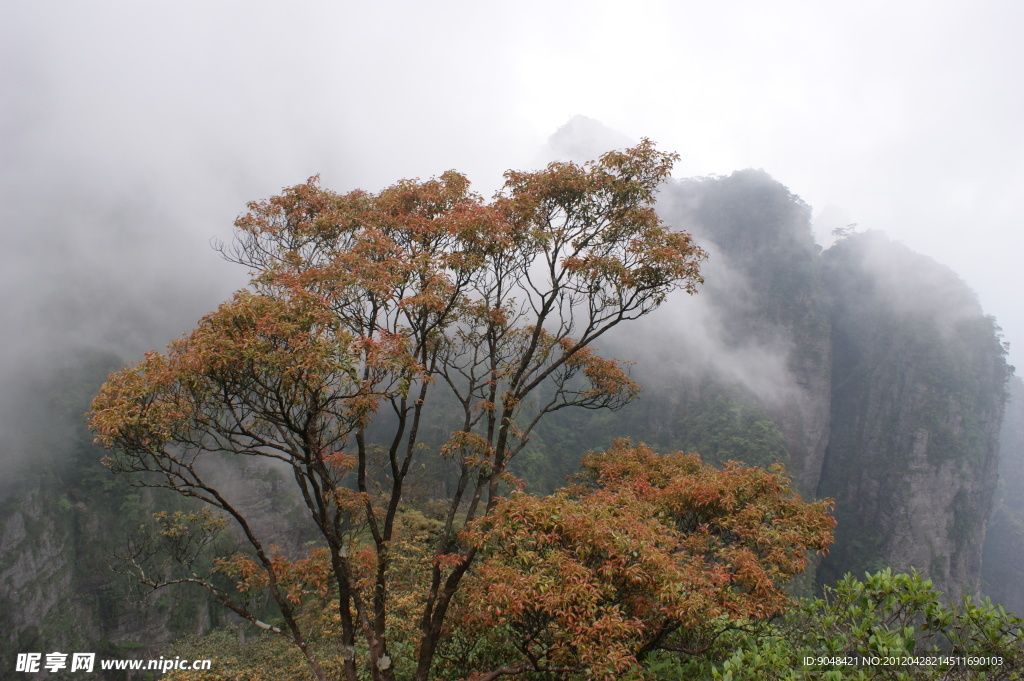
87,141 -> 838,681
455,440 -> 834,680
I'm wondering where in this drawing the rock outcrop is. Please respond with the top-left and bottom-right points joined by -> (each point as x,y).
595,173 -> 1012,601
817,233 -> 1009,599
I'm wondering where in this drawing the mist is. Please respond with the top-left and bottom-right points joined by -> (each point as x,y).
5,1 -> 1023,399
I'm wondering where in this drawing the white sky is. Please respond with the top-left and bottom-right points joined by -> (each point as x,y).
3,0 -> 1023,367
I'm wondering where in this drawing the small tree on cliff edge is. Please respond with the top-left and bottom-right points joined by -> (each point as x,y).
89,141 -> 709,681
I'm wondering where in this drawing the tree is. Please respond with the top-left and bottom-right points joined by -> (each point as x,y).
89,141 -> 707,681
451,439 -> 835,680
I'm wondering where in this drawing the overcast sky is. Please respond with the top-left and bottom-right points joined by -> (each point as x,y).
3,0 -> 1022,369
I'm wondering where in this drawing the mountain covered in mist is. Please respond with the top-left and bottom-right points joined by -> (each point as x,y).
668,172 -> 1011,601
816,230 -> 1008,593
682,173 -> 1010,602
0,153 -> 1019,668
524,166 -> 1014,602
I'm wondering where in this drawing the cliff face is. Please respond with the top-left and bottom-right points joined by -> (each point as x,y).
0,480 -> 84,661
604,170 -> 832,490
0,357 -> 218,673
530,170 -> 1013,602
0,479 -> 211,672
0,354 -> 336,672
600,173 -> 1012,600
982,376 -> 1024,611
817,233 -> 1009,599
659,170 -> 833,492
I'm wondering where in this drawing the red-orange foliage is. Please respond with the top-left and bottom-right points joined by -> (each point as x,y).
89,142 -> 707,681
462,440 -> 835,680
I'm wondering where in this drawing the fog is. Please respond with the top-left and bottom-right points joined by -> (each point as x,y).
3,0 -> 1022,424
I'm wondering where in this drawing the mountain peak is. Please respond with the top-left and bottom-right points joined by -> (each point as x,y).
540,115 -> 635,164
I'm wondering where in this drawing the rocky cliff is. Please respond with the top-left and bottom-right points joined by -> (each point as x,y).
585,172 -> 1012,601
654,170 -> 833,492
816,232 -> 1010,599
0,357 -> 217,676
0,356 -> 311,676
982,376 -> 1024,612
